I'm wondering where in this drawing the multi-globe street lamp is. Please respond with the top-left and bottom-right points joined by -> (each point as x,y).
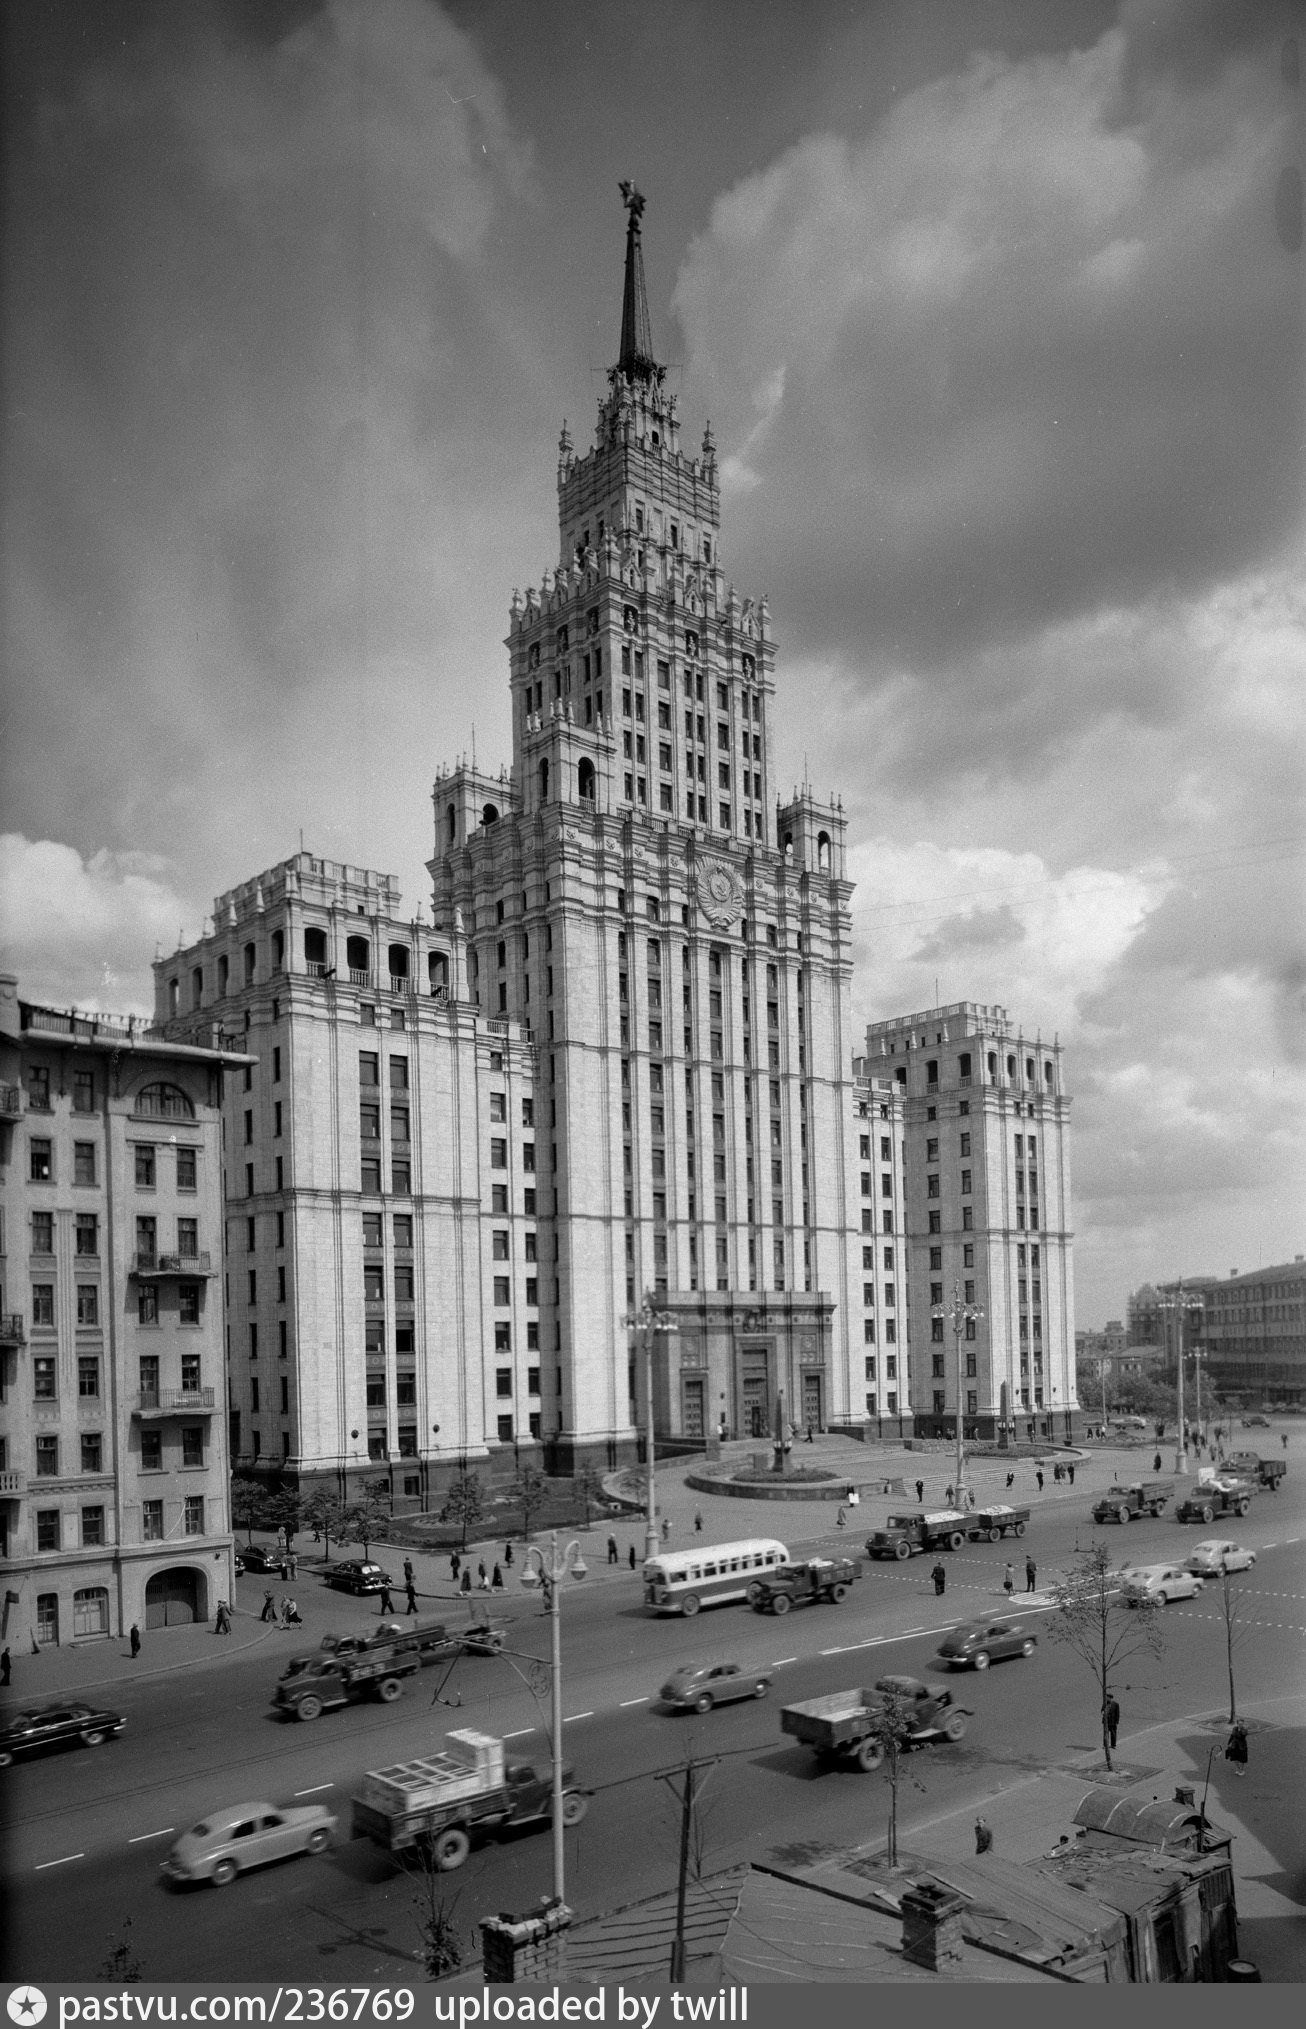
931,1279 -> 984,1507
518,1531 -> 588,1903
1157,1280 -> 1206,1476
621,1295 -> 680,1563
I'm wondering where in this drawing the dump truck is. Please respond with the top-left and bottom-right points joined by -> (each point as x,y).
965,1504 -> 1031,1542
749,1556 -> 861,1614
1091,1480 -> 1175,1524
273,1635 -> 424,1721
351,1728 -> 588,1870
865,1510 -> 967,1560
1174,1478 -> 1255,1525
1225,1452 -> 1286,1492
780,1674 -> 973,1771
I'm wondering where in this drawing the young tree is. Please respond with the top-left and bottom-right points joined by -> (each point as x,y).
1047,1541 -> 1165,1770
438,1470 -> 487,1552
300,1485 -> 343,1558
854,1683 -> 927,1867
231,1476 -> 270,1546
512,1464 -> 549,1543
1217,1565 -> 1250,1724
397,1846 -> 466,1979
267,1485 -> 304,1547
342,1477 -> 392,1560
572,1461 -> 605,1527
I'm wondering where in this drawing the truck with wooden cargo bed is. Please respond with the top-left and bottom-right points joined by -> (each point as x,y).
351,1728 -> 588,1869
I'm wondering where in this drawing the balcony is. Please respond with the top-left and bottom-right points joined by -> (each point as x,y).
134,1387 -> 216,1417
348,968 -> 373,987
389,975 -> 416,996
0,1469 -> 25,1495
130,1252 -> 214,1278
0,1313 -> 26,1348
1,1084 -> 22,1115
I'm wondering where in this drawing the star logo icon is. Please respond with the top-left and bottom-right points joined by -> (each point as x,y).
7,1992 -> 48,2026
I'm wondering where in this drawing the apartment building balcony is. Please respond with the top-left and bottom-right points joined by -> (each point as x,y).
130,1252 -> 215,1278
0,1469 -> 25,1495
0,1313 -> 26,1348
134,1387 -> 216,1418
1,1084 -> 23,1115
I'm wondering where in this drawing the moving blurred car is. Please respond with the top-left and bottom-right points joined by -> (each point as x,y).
1184,1540 -> 1256,1577
322,1560 -> 392,1595
161,1800 -> 337,1887
0,1702 -> 126,1768
235,1543 -> 285,1573
660,1661 -> 772,1712
1241,1415 -> 1270,1428
934,1618 -> 1037,1671
1119,1563 -> 1203,1605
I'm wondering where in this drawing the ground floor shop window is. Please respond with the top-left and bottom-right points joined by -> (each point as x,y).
74,1586 -> 109,1638
36,1592 -> 59,1644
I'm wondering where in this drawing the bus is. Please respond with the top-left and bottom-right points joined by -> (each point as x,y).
642,1538 -> 790,1617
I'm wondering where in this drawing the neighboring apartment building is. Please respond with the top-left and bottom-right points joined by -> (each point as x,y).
0,974 -> 239,1648
1199,1259 -> 1306,1407
155,854 -> 537,1503
858,1002 -> 1077,1440
852,1072 -> 912,1438
426,189 -> 868,1464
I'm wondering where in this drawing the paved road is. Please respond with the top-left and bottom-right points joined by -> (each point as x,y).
5,1479 -> 1303,1981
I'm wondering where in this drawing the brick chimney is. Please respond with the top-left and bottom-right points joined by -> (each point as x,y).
480,1899 -> 573,1984
900,1881 -> 968,1973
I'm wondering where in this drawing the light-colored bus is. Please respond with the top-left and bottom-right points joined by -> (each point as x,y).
642,1538 -> 790,1617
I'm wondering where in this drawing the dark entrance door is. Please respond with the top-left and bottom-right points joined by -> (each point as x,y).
682,1377 -> 705,1439
742,1346 -> 769,1438
802,1372 -> 823,1432
145,1567 -> 205,1629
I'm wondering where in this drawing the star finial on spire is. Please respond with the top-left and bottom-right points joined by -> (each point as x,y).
616,180 -> 660,384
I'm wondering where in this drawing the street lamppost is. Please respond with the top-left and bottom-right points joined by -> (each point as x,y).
931,1280 -> 984,1507
1158,1280 -> 1205,1476
519,1530 -> 587,1905
621,1295 -> 680,1563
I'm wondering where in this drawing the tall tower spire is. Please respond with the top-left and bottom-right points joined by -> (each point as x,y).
616,181 -> 661,384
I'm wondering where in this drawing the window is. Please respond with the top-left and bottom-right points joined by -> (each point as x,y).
491,1138 -> 507,1169
73,1069 -> 95,1113
960,1170 -> 972,1195
138,1285 -> 158,1325
183,1495 -> 205,1536
497,1414 -> 514,1443
494,1276 -> 511,1306
36,1434 -> 59,1476
176,1146 -> 197,1191
496,1369 -> 512,1398
31,1210 -> 54,1254
32,1289 -> 55,1332
81,1506 -> 105,1548
77,1355 -> 100,1399
959,1133 -> 971,1158
391,1160 -> 411,1194
182,1426 -> 204,1467
179,1282 -> 200,1324
76,1285 -> 99,1327
135,1145 -> 156,1188
37,1512 -> 61,1553
74,1141 -> 97,1186
81,1432 -> 102,1474
30,1137 -> 53,1182
177,1218 -> 198,1259
142,1500 -> 164,1541
361,1158 -> 381,1194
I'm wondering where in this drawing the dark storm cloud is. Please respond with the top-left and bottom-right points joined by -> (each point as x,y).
912,904 -> 1026,963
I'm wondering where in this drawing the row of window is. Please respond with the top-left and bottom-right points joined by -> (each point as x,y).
29,1285 -> 102,1327
31,1498 -> 206,1552
33,1351 -> 204,1401
24,1067 -> 97,1112
26,1137 -> 198,1191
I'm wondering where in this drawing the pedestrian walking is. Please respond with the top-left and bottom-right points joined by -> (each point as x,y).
607,1535 -> 619,1565
130,1623 -> 141,1658
1005,1472 -> 1015,1490
491,1563 -> 504,1590
404,1579 -> 418,1613
1053,1463 -> 1062,1484
629,1544 -> 637,1569
661,1517 -> 671,1543
1068,1463 -> 1075,1485
1,1646 -> 11,1685
281,1556 -> 291,1583
403,1558 -> 414,1586
286,1598 -> 302,1625
289,1551 -> 298,1579
965,1487 -> 976,1511
915,1479 -> 925,1503
1036,1469 -> 1044,1492
450,1552 -> 461,1582
260,1588 -> 277,1623
1003,1562 -> 1015,1598
1224,1719 -> 1248,1776
214,1601 -> 232,1635
504,1543 -> 514,1567
1105,1696 -> 1120,1750
835,1506 -> 847,1528
931,1560 -> 947,1597
378,1581 -> 394,1614
1282,1432 -> 1289,1451
974,1819 -> 993,1855
461,1568 -> 472,1593
278,1595 -> 292,1629
1025,1556 -> 1037,1593
476,1562 -> 488,1591
945,1484 -> 955,1506
1153,1451 -> 1163,1473
694,1510 -> 703,1533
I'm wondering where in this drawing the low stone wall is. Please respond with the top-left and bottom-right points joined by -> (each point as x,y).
684,1469 -> 906,1502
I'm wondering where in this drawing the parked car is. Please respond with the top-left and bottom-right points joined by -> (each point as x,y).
1119,1563 -> 1203,1605
659,1661 -> 772,1713
1240,1415 -> 1270,1428
161,1800 -> 337,1887
934,1618 -> 1037,1671
322,1560 -> 392,1595
0,1702 -> 126,1768
1183,1540 -> 1256,1578
236,1543 -> 285,1573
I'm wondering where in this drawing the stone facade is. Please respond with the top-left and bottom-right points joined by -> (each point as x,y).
859,1001 -> 1077,1440
0,974 -> 239,1646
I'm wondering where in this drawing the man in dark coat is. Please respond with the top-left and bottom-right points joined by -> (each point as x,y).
129,1624 -> 142,1657
260,1588 -> 277,1623
974,1819 -> 993,1855
915,1479 -> 925,1503
1105,1696 -> 1120,1750
405,1579 -> 419,1614
1225,1720 -> 1248,1775
931,1560 -> 946,1596
1025,1556 -> 1037,1593
378,1581 -> 395,1615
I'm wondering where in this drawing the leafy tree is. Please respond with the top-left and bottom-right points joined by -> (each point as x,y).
855,1683 -> 928,1867
231,1476 -> 270,1545
438,1469 -> 487,1552
1047,1541 -> 1165,1770
301,1486 -> 344,1558
512,1463 -> 549,1542
342,1477 -> 392,1560
267,1485 -> 304,1546
572,1461 -> 606,1526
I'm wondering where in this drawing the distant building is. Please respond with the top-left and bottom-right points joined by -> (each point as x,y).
155,854 -> 537,1503
1201,1258 -> 1306,1407
858,1002 -> 1076,1441
0,974 -> 241,1648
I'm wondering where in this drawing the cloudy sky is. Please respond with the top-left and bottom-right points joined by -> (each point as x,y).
3,0 -> 1302,1324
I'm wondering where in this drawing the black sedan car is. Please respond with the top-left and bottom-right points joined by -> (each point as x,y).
934,1618 -> 1037,1671
322,1560 -> 392,1595
236,1543 -> 286,1573
0,1702 -> 126,1767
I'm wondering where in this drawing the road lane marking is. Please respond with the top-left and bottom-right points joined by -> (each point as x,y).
127,1828 -> 175,1843
773,1657 -> 798,1665
564,1711 -> 593,1722
293,1784 -> 334,1796
819,1646 -> 849,1655
35,1854 -> 84,1870
503,1728 -> 534,1739
620,1696 -> 650,1707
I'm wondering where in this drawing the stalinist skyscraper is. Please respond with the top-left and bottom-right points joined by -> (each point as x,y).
430,189 -> 869,1468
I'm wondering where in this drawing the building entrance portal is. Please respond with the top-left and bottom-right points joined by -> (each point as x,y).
802,1371 -> 823,1433
741,1344 -> 769,1440
145,1566 -> 206,1629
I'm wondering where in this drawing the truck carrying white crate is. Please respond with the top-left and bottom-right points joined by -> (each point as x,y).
354,1728 -> 505,1814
